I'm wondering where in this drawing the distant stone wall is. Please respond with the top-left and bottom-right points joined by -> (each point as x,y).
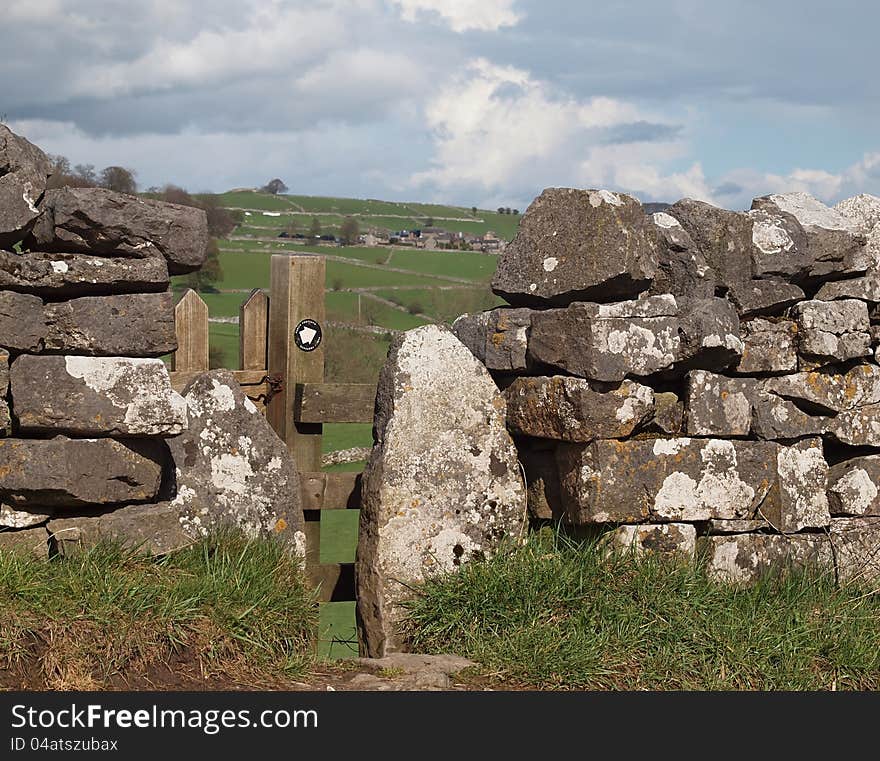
451,186 -> 880,585
0,125 -> 304,558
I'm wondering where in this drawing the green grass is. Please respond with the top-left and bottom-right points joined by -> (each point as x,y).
387,249 -> 497,282
324,260 -> 451,289
374,287 -> 505,324
322,423 -> 373,454
209,191 -> 296,211
401,528 -> 880,690
0,531 -> 317,688
209,322 -> 241,370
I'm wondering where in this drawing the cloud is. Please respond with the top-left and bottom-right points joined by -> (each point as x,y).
391,0 -> 522,32
408,58 -> 709,207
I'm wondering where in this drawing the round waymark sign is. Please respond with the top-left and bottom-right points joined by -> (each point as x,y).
294,319 -> 322,352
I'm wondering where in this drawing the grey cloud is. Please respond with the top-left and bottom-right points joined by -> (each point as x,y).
601,122 -> 683,145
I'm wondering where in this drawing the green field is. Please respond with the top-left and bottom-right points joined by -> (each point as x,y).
209,189 -> 521,241
387,248 -> 497,281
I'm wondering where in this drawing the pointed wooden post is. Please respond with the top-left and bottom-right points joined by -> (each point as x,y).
172,289 -> 209,372
239,288 -> 269,371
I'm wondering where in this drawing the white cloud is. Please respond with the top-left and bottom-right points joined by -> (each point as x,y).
715,152 -> 880,209
409,58 -> 710,207
391,0 -> 521,32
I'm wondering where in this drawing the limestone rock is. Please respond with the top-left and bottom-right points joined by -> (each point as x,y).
0,504 -> 53,528
733,318 -> 798,375
0,401 -> 9,437
557,437 -> 827,531
452,307 -> 531,372
0,527 -> 50,559
0,250 -> 169,297
705,518 -> 772,534
676,297 -> 743,370
834,194 -> 880,234
49,502 -> 192,557
166,370 -> 304,547
685,371 -> 756,437
43,292 -> 177,357
830,517 -> 880,584
0,125 -> 50,248
770,438 -> 830,533
604,523 -> 696,558
11,355 -> 187,436
505,375 -> 654,442
668,199 -> 806,316
762,363 -> 880,414
751,390 -> 826,441
528,298 -> 679,381
556,438 -> 778,524
817,194 -> 880,303
518,446 -> 564,521
752,192 -> 868,279
647,391 -> 685,435
0,350 -> 8,436
30,187 -> 209,274
528,295 -> 741,382
792,299 -> 871,369
701,533 -> 832,583
646,211 -> 716,300
827,456 -> 880,516
0,291 -> 46,352
355,325 -> 527,657
491,188 -> 657,307
0,437 -> 165,508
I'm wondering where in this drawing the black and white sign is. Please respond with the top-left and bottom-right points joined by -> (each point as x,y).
294,319 -> 322,352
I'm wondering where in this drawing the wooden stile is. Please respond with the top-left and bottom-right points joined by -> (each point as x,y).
172,289 -> 209,372
296,382 -> 377,424
239,288 -> 269,371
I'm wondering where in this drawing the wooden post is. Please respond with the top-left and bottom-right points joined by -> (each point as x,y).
267,255 -> 325,468
172,289 -> 209,372
239,288 -> 269,371
267,255 -> 326,595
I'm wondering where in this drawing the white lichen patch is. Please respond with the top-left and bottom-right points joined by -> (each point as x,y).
652,212 -> 681,229
64,356 -> 187,435
777,444 -> 831,530
589,189 -> 623,207
0,503 -> 51,528
50,261 -> 69,274
653,438 -> 688,456
752,218 -> 795,254
831,468 -> 878,515
542,257 -> 559,272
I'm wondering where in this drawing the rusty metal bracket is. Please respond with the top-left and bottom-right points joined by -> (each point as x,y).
249,373 -> 284,406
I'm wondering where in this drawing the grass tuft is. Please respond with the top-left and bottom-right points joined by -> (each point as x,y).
400,527 -> 880,690
0,530 -> 318,689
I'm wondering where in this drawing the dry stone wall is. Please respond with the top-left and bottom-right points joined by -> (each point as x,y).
453,186 -> 880,585
0,125 -> 304,558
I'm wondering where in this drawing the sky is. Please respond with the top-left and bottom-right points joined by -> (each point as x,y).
3,0 -> 878,211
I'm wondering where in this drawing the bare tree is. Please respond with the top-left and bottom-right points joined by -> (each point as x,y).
100,166 -> 137,194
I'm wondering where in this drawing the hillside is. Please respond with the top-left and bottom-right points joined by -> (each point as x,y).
200,189 -> 523,241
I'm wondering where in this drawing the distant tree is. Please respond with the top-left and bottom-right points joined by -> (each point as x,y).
471,206 -> 477,216
262,178 -> 288,195
308,216 -> 322,240
513,209 -> 520,215
183,238 -> 223,292
497,207 -> 506,214
46,155 -> 98,189
424,217 -> 434,227
74,163 -> 98,186
159,185 -> 236,239
285,217 -> 299,237
339,216 -> 360,246
99,166 -> 137,194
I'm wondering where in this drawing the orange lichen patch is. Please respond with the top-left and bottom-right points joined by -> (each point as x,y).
273,518 -> 288,533
721,390 -> 729,400
492,396 -> 505,411
490,332 -> 505,347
